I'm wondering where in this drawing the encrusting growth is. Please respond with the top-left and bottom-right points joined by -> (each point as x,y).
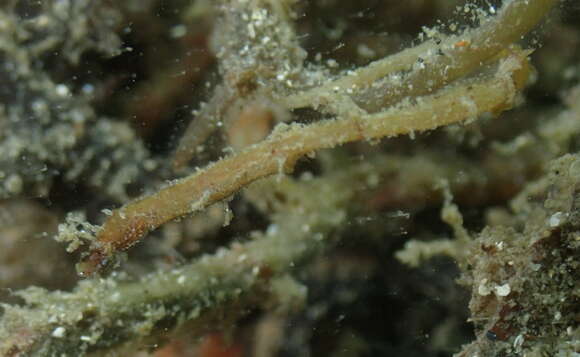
79,0 -> 553,276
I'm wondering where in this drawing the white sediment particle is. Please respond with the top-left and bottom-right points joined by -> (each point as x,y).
223,204 -> 233,227
170,24 -> 187,38
266,224 -> 279,236
52,327 -> 66,338
177,275 -> 186,285
478,279 -> 491,296
55,84 -> 70,97
143,159 -> 158,171
357,43 -> 376,58
495,283 -> 511,297
549,212 -> 565,227
513,334 -> 524,349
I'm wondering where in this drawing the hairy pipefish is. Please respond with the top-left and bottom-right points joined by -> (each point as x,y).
78,0 -> 557,276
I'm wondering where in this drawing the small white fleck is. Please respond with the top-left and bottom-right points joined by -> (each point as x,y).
238,254 -> 247,262
177,275 -> 186,285
549,212 -> 565,227
326,59 -> 338,68
495,283 -> 511,297
513,334 -> 524,349
52,327 -> 66,338
55,84 -> 70,97
266,224 -> 279,236
170,24 -> 187,38
478,279 -> 491,296
143,159 -> 158,171
357,44 -> 376,58
80,335 -> 92,342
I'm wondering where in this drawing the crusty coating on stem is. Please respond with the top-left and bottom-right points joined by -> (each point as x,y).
81,49 -> 531,276
172,0 -> 556,169
282,0 -> 557,113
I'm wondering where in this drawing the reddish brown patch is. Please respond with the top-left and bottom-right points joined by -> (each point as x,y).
256,265 -> 274,281
77,248 -> 110,278
197,333 -> 243,357
486,303 -> 521,341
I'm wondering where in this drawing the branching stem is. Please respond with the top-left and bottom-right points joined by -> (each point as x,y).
81,50 -> 530,275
